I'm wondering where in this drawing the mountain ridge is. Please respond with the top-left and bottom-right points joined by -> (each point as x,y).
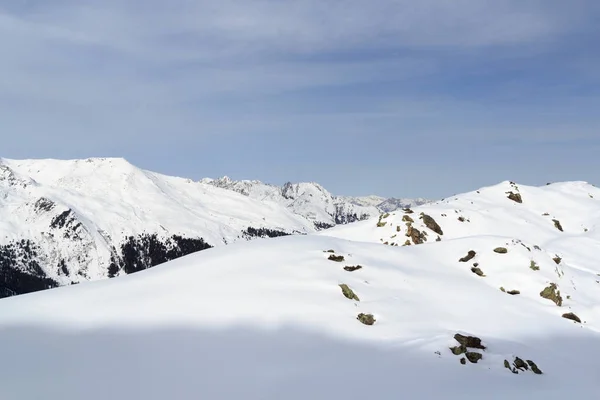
0,157 -> 425,298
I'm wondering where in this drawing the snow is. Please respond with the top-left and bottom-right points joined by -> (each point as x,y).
206,175 -> 427,226
0,157 -> 314,282
0,180 -> 599,399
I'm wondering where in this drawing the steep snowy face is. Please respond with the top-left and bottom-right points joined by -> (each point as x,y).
207,177 -> 428,229
0,158 -> 314,298
0,207 -> 599,399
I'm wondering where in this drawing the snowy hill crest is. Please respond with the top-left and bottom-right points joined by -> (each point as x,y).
0,178 -> 599,398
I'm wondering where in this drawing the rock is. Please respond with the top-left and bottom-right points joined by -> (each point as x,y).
325,249 -> 336,253
530,261 -> 540,271
450,345 -> 467,355
454,334 -> 486,350
460,358 -> 467,365
328,254 -> 345,262
494,247 -> 508,254
471,267 -> 485,277
376,221 -> 387,228
540,283 -> 563,306
420,214 -> 444,235
458,216 -> 466,222
403,208 -> 414,214
553,219 -> 564,232
406,226 -> 426,245
339,284 -> 360,301
436,236 -> 442,242
527,360 -> 543,374
504,360 -> 511,370
344,265 -> 363,272
562,312 -> 581,323
553,256 -> 562,264
402,215 -> 414,223
514,357 -> 528,371
459,250 -> 476,263
507,191 -> 523,203
357,313 -> 376,325
403,240 -> 411,246
396,226 -> 401,232
465,352 -> 483,364
507,290 -> 520,295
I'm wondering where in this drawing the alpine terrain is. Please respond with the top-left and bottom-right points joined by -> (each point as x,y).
204,176 -> 429,229
0,180 -> 598,399
0,157 -> 423,298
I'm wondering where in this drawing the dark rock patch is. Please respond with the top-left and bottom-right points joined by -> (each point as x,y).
471,267 -> 485,277
527,360 -> 543,375
406,226 -> 426,245
530,261 -> 540,271
553,256 -> 562,265
562,312 -> 581,323
514,357 -> 528,371
552,219 -> 564,232
339,284 -> 360,301
34,197 -> 56,213
328,254 -> 345,262
344,265 -> 363,272
459,250 -> 477,263
494,247 -> 508,254
466,352 -> 483,364
450,345 -> 467,355
540,283 -> 563,306
505,357 -> 543,375
420,214 -> 443,235
454,334 -> 486,350
357,313 -> 376,325
507,191 -> 523,203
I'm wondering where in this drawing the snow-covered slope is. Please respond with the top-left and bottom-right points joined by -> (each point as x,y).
0,180 -> 599,399
0,157 -> 314,297
206,176 -> 429,228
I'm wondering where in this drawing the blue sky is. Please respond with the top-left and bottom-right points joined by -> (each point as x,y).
1,0 -> 599,198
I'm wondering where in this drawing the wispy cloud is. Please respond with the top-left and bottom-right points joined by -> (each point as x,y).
0,1 -> 599,197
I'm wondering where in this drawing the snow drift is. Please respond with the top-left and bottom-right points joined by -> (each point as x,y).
0,180 -> 599,399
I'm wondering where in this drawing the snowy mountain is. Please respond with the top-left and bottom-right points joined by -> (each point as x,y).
0,157 -> 316,297
205,176 -> 429,228
0,180 -> 599,399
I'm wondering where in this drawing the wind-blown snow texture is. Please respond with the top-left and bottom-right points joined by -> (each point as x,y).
0,157 -> 424,298
0,180 -> 599,399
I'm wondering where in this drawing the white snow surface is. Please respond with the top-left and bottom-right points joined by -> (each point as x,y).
0,180 -> 599,399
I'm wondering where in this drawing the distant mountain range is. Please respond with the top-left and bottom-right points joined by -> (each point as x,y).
203,176 -> 429,229
0,157 -> 427,298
